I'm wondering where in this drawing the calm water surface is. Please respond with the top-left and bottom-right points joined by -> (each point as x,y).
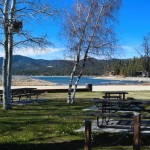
32,76 -> 142,85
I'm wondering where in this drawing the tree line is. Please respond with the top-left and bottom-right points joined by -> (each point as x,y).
111,57 -> 145,77
0,56 -> 147,77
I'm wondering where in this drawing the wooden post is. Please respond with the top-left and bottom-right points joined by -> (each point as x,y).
133,112 -> 141,150
85,119 -> 91,150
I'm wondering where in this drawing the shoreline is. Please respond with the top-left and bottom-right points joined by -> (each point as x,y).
0,75 -> 57,86
93,76 -> 150,82
0,75 -> 150,91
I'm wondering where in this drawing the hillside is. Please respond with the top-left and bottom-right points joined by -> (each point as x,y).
0,55 -> 112,76
0,55 -> 144,76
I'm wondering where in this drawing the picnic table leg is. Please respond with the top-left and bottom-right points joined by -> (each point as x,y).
97,102 -> 110,127
123,94 -> 125,100
0,95 -> 3,102
119,94 -> 121,99
97,116 -> 104,127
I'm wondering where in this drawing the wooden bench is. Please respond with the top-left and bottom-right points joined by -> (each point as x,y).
88,111 -> 133,118
102,95 -> 121,99
103,91 -> 128,100
88,111 -> 150,128
88,111 -> 133,127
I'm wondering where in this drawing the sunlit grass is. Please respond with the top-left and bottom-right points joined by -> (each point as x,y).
0,91 -> 150,150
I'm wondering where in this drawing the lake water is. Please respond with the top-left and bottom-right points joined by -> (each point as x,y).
32,76 -> 142,85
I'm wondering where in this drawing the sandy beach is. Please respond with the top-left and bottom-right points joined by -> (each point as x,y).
0,75 -> 150,91
0,76 -> 57,86
93,76 -> 150,83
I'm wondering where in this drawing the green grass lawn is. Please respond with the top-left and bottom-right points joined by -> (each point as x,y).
0,91 -> 150,150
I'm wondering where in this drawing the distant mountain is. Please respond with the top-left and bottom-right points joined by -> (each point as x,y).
0,55 -> 120,76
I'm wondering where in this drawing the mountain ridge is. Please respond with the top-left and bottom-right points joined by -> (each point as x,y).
0,55 -> 121,76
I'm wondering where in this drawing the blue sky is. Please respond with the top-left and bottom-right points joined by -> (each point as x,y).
116,0 -> 150,59
1,0 -> 150,60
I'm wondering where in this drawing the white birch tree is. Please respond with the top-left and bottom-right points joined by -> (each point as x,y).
0,0 -> 57,110
63,0 -> 121,103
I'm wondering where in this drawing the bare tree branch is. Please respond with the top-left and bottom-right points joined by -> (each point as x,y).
63,0 -> 121,103
1,0 -> 58,110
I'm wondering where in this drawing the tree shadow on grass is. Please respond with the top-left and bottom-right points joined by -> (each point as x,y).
0,133 -> 150,150
0,140 -> 84,150
91,133 -> 150,149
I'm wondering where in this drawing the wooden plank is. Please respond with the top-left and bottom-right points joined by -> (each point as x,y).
102,96 -> 121,99
88,112 -> 133,118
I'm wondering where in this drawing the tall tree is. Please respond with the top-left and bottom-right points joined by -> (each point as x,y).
137,32 -> 150,77
63,0 -> 121,103
0,0 -> 57,110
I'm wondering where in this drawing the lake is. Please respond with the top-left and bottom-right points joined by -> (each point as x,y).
32,76 -> 142,85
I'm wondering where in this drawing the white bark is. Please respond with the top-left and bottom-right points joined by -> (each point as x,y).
67,0 -> 121,103
67,0 -> 94,103
7,0 -> 15,104
2,0 -> 10,110
71,51 -> 88,103
1,0 -> 56,109
71,2 -> 104,103
67,60 -> 79,103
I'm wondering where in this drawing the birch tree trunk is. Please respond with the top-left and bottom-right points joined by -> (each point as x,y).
2,50 -> 9,110
7,0 -> 15,104
3,0 -> 10,110
7,31 -> 13,104
65,0 -> 120,103
1,0 -> 56,109
71,49 -> 89,103
71,4 -> 104,103
67,1 -> 93,103
67,58 -> 79,103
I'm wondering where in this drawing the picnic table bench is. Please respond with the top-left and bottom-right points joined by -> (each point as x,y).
89,112 -> 150,130
102,91 -> 128,100
89,111 -> 133,127
102,95 -> 121,99
89,98 -> 150,127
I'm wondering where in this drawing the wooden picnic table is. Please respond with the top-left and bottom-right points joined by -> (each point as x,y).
0,88 -> 40,102
103,91 -> 128,100
91,98 -> 150,127
11,88 -> 40,101
0,88 -> 41,102
93,98 -> 150,111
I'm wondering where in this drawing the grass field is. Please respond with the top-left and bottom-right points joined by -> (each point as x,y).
0,91 -> 150,150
